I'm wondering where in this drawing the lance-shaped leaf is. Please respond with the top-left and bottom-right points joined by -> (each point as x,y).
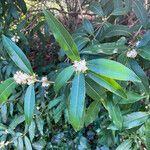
0,78 -> 17,103
2,35 -> 33,75
104,96 -> 123,130
44,10 -> 80,61
85,77 -> 106,101
129,59 -> 149,94
123,112 -> 149,129
138,45 -> 150,61
69,73 -> 85,131
81,38 -> 127,55
85,100 -> 101,126
88,72 -> 127,98
83,19 -> 94,35
116,139 -> 133,150
88,59 -> 141,82
132,0 -> 148,28
100,25 -> 132,40
54,66 -> 74,92
89,2 -> 104,16
118,91 -> 147,104
136,30 -> 150,48
24,84 -> 35,125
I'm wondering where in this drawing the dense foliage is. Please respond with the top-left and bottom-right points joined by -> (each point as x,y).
0,0 -> 150,149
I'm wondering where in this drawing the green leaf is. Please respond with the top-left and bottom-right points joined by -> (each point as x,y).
89,2 -> 104,16
0,78 -> 17,103
29,121 -> 35,142
17,137 -> 24,150
36,116 -> 44,135
116,139 -> 133,150
129,59 -> 149,94
118,91 -> 147,104
44,10 -> 80,61
24,136 -> 32,150
88,59 -> 140,82
75,37 -> 90,51
132,0 -> 148,28
81,38 -> 127,55
138,44 -> 150,61
53,101 -> 65,123
112,0 -> 131,15
88,72 -> 126,98
24,85 -> 35,125
9,115 -> 25,130
48,96 -> 63,109
123,112 -> 149,129
101,25 -> 132,40
54,66 -> 74,92
104,97 -> 123,130
136,31 -> 150,48
85,100 -> 101,126
85,77 -> 106,101
2,35 -> 33,75
83,19 -> 94,35
69,73 -> 85,131
145,119 -> 150,149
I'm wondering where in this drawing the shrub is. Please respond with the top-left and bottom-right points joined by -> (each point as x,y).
0,0 -> 150,149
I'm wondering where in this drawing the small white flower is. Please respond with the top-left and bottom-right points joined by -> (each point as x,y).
136,41 -> 140,47
126,49 -> 138,58
41,76 -> 50,87
11,35 -> 20,43
73,59 -> 88,73
14,71 -> 37,85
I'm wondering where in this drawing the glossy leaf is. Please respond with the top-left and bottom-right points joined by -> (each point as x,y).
118,91 -> 147,104
104,97 -> 123,130
81,39 -> 127,55
136,30 -> 150,48
0,78 -> 17,103
83,19 -> 94,35
113,0 -> 131,15
85,77 -> 106,101
54,66 -> 74,92
89,2 -> 104,16
36,116 -> 44,135
129,59 -> 149,94
29,121 -> 36,142
48,95 -> 63,109
69,73 -> 85,131
88,72 -> 127,98
17,137 -> 24,150
44,10 -> 80,61
87,59 -> 141,82
138,45 -> 150,61
2,35 -> 33,75
85,100 -> 101,126
123,112 -> 149,129
116,139 -> 132,150
132,0 -> 148,28
24,136 -> 32,150
53,101 -> 65,123
101,25 -> 132,40
24,85 -> 35,125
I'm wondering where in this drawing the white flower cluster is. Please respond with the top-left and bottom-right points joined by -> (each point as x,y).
73,59 -> 88,73
11,35 -> 20,43
41,77 -> 50,87
13,71 -> 50,87
13,71 -> 37,85
126,49 -> 138,58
